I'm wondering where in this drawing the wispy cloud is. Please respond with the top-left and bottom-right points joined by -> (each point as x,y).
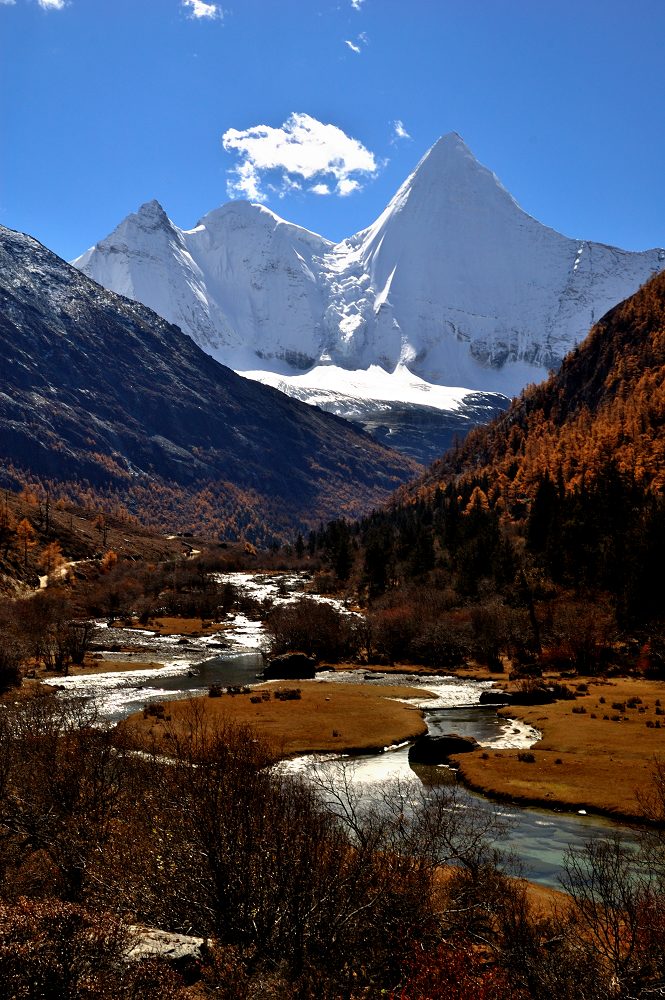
391,119 -> 411,143
222,113 -> 377,202
38,0 -> 66,9
182,0 -> 221,19
345,31 -> 367,54
350,0 -> 365,9
0,1 -> 17,7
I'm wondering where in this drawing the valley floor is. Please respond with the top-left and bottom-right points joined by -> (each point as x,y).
36,603 -> 665,824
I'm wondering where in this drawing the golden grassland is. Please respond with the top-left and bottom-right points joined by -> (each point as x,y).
331,660 -> 508,681
124,616 -> 228,637
119,680 -> 431,757
455,677 -> 665,821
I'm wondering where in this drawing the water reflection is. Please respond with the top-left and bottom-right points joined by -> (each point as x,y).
285,707 -> 638,889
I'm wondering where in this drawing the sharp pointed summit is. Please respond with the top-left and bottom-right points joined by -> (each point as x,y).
420,131 -> 474,162
128,199 -> 175,232
137,198 -> 169,219
392,132 -> 520,219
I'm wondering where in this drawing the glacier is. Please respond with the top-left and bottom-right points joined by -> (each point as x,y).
73,133 -> 665,462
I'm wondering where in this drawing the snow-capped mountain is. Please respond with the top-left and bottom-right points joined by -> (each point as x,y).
73,133 -> 665,461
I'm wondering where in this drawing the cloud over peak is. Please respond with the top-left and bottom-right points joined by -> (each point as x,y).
222,113 -> 377,202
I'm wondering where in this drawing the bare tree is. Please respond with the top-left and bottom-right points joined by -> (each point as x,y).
0,694 -> 131,902
560,834 -> 665,996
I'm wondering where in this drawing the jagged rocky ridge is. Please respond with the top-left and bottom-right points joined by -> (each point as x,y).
74,133 -> 665,462
0,225 -> 420,541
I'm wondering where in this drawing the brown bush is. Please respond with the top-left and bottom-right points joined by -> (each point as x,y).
0,898 -> 186,1000
265,598 -> 361,662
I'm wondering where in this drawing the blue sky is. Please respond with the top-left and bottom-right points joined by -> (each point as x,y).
2,0 -> 664,261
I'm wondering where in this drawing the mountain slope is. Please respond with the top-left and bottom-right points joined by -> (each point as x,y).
408,268 -> 665,504
0,225 -> 419,542
74,199 -> 332,370
73,133 -> 665,460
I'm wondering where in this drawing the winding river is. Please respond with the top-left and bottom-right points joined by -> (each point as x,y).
43,572 -> 637,889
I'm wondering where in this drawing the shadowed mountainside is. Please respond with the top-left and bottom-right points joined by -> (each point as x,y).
0,226 -> 420,542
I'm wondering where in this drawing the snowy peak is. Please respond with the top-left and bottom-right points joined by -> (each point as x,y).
103,199 -> 179,246
190,200 -> 332,257
135,198 -> 172,227
409,131 -> 503,191
75,199 -> 182,271
73,133 -> 665,404
0,223 -> 419,540
372,132 -> 520,230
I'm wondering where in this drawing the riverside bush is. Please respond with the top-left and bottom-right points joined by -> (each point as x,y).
265,598 -> 361,662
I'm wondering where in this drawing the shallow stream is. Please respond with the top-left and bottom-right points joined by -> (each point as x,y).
42,571 -> 637,888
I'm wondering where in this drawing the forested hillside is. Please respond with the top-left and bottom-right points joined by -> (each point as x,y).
417,270 -> 665,502
302,273 -> 665,674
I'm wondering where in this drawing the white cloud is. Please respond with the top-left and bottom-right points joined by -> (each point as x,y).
38,0 -> 66,9
337,178 -> 361,196
0,1 -> 17,7
351,0 -> 364,9
222,113 -> 377,202
345,39 -> 361,54
391,119 -> 411,143
182,0 -> 221,19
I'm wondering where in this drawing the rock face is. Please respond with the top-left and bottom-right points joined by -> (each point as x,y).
0,225 -> 419,540
408,733 -> 479,764
73,133 -> 665,464
263,652 -> 316,680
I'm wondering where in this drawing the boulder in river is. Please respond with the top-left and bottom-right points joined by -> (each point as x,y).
408,733 -> 479,764
263,651 -> 316,680
479,689 -> 513,705
510,686 -> 556,706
